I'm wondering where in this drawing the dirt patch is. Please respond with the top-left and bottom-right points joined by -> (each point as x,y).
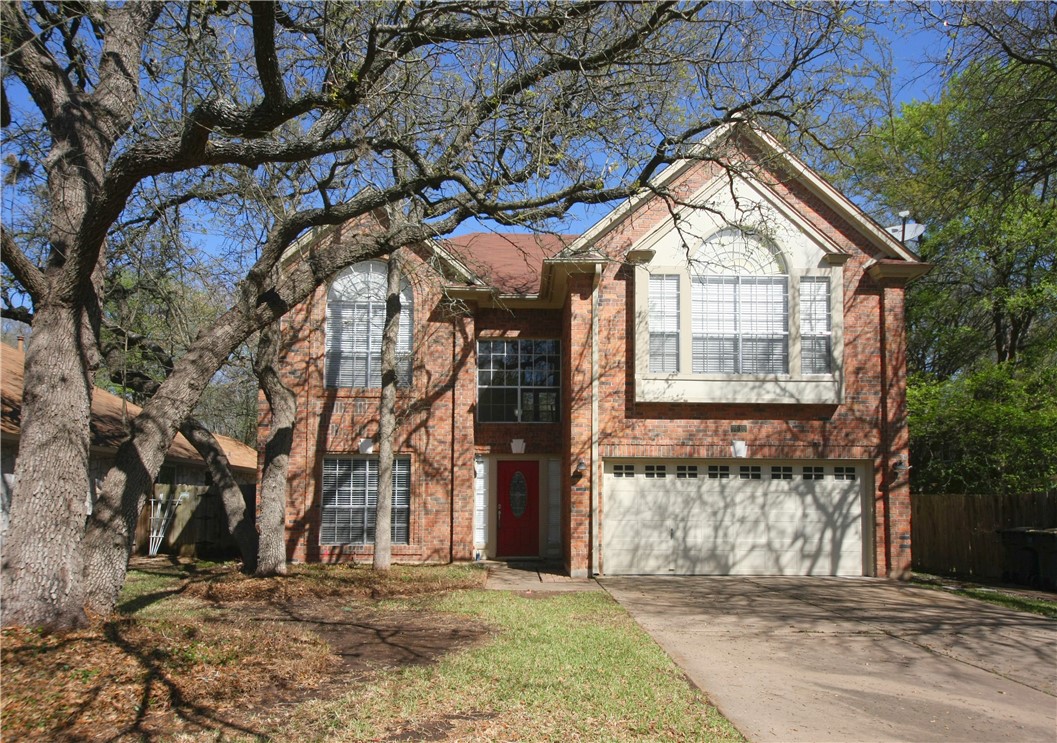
240,597 -> 490,718
1,562 -> 491,742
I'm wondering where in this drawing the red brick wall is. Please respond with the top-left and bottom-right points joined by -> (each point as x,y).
474,308 -> 563,457
556,147 -> 914,577
266,249 -> 472,564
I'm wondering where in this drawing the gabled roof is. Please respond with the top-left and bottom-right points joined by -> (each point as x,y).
1,343 -> 257,473
557,121 -> 925,265
441,123 -> 926,307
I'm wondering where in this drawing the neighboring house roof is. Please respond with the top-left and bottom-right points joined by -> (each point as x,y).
442,232 -> 578,294
1,343 -> 257,473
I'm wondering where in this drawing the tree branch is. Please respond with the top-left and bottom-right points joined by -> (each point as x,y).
250,1 -> 287,106
0,2 -> 75,126
1,225 -> 48,299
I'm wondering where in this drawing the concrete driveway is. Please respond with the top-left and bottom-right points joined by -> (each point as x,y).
602,577 -> 1057,742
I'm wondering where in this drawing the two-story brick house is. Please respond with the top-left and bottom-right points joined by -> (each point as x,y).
267,124 -> 928,577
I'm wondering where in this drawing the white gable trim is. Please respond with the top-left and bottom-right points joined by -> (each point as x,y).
560,122 -> 922,265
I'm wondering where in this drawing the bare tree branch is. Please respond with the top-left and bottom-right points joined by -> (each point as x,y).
1,225 -> 48,299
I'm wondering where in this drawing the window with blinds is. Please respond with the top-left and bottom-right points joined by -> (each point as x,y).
325,261 -> 413,388
800,277 -> 832,374
649,274 -> 680,373
320,457 -> 410,545
692,275 -> 788,374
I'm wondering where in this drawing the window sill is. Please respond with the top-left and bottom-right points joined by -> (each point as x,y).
635,373 -> 842,405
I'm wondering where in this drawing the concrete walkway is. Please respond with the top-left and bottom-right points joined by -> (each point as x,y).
483,560 -> 602,593
603,576 -> 1057,743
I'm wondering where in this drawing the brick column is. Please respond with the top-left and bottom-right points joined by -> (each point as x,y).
449,311 -> 477,561
881,283 -> 912,576
564,275 -> 595,577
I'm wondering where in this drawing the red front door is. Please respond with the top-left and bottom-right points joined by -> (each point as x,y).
497,460 -> 539,557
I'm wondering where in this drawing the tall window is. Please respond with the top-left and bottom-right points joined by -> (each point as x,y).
649,274 -> 680,373
321,457 -> 410,545
691,232 -> 788,374
325,261 -> 413,388
800,277 -> 832,374
478,339 -> 560,422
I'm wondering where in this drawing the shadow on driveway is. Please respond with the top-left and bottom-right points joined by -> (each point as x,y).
603,577 -> 1057,743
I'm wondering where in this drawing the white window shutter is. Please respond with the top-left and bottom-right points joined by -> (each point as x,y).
474,456 -> 488,548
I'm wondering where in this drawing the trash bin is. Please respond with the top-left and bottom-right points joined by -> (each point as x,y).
997,528 -> 1057,590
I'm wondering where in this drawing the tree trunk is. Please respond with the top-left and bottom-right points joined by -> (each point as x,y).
82,323 -> 248,615
253,321 -> 295,577
179,417 -> 258,573
0,306 -> 94,629
373,254 -> 403,572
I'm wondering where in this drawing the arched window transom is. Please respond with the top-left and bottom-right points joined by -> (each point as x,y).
689,232 -> 788,374
325,261 -> 413,388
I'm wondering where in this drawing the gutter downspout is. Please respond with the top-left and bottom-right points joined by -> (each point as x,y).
590,264 -> 601,577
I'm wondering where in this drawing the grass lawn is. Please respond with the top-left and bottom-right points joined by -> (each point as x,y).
1,560 -> 743,742
911,573 -> 1057,619
282,590 -> 742,741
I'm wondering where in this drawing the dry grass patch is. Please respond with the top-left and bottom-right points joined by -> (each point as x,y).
1,559 -> 489,741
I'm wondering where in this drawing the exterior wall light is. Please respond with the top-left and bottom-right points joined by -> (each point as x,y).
575,459 -> 588,474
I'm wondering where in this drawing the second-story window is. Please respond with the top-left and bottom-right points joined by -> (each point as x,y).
325,261 -> 413,388
691,231 -> 789,375
478,339 -> 560,422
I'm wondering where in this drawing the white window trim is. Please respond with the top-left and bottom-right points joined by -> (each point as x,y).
325,261 -> 413,389
320,456 -> 411,546
635,263 -> 844,405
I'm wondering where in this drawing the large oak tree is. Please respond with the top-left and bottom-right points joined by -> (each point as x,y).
1,1 -> 886,628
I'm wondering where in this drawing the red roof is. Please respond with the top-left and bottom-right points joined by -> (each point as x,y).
443,232 -> 578,294
1,343 -> 257,472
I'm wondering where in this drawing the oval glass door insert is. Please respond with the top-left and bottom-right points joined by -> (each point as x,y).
509,471 -> 528,518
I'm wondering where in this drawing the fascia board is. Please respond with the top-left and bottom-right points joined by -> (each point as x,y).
557,123 -> 740,257
618,169 -> 851,264
865,259 -> 934,283
425,237 -> 486,286
741,128 -> 923,263
444,254 -> 604,309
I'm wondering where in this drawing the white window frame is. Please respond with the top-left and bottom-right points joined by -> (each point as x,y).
692,275 -> 789,374
648,274 -> 680,373
634,263 -> 843,405
800,276 -> 833,375
325,261 -> 413,389
320,457 -> 411,545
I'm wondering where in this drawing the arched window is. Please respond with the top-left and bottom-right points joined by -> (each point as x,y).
325,261 -> 413,388
690,231 -> 789,374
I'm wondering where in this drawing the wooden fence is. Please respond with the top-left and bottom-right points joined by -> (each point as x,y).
134,483 -> 255,559
911,492 -> 1057,584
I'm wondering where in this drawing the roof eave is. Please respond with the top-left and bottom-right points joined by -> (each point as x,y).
866,259 -> 934,284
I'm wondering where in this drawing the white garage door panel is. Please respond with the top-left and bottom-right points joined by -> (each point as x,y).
603,460 -> 865,576
605,517 -> 670,574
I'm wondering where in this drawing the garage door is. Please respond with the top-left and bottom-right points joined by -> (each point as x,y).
602,460 -> 865,576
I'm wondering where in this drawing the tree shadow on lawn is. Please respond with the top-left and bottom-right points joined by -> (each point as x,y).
1,565 -> 492,742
